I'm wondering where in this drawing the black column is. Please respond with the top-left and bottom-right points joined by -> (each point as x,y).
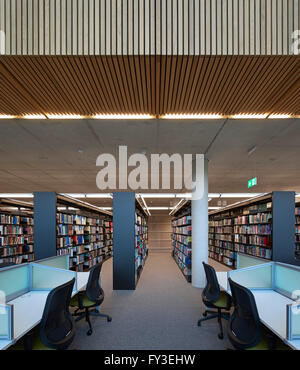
113,192 -> 136,290
34,192 -> 57,260
272,191 -> 298,265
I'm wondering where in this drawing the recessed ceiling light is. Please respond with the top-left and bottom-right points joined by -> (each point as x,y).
93,114 -> 154,120
0,115 -> 15,119
47,114 -> 84,119
232,114 -> 267,119
162,114 -> 222,119
23,114 -> 47,119
268,114 -> 291,119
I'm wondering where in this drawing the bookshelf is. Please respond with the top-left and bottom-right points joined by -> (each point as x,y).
295,202 -> 300,260
113,192 -> 149,290
135,208 -> 149,283
171,201 -> 192,282
0,199 -> 34,265
209,192 -> 297,268
34,192 -> 113,271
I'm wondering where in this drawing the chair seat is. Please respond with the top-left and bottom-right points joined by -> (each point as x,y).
208,291 -> 232,309
9,328 -> 55,351
70,291 -> 96,308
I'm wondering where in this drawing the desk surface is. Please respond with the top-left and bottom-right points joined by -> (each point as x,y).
0,271 -> 89,351
216,271 -> 300,350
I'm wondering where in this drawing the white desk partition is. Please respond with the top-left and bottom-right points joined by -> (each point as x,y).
0,303 -> 13,340
236,253 -> 268,269
35,255 -> 69,270
31,263 -> 77,293
227,263 -> 273,290
0,264 -> 30,302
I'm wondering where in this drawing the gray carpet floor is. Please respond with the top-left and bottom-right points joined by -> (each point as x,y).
70,252 -> 231,350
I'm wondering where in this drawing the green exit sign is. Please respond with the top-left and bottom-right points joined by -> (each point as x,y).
248,177 -> 257,188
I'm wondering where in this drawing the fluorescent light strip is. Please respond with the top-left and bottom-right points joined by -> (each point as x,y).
162,114 -> 222,119
232,114 -> 267,119
139,193 -> 176,198
268,114 -> 292,119
93,114 -> 154,120
63,193 -> 86,198
0,115 -> 16,119
0,193 -> 33,198
148,207 -> 170,210
23,115 -> 47,119
219,193 -> 263,198
85,193 -> 113,199
47,114 -> 84,119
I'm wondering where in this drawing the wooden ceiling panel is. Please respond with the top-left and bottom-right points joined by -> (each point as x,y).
0,55 -> 299,117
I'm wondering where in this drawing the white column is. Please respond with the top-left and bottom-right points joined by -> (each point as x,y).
192,156 -> 208,288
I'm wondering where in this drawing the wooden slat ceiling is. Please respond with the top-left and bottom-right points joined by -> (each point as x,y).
0,55 -> 299,117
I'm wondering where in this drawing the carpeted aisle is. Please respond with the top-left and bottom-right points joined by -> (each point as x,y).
70,252 -> 231,350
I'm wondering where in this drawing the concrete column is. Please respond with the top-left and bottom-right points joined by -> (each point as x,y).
192,157 -> 208,288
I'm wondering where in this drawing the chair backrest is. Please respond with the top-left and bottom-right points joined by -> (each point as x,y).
86,262 -> 103,303
202,262 -> 221,304
40,278 -> 76,350
227,278 -> 262,349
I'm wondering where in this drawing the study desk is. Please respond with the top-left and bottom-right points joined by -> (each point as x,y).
0,271 -> 89,351
216,271 -> 300,350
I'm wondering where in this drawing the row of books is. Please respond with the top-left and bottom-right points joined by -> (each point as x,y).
172,215 -> 191,227
296,208 -> 300,216
57,213 -> 105,226
0,235 -> 34,246
0,214 -> 21,225
173,251 -> 191,278
172,239 -> 191,256
0,244 -> 34,257
208,246 -> 236,260
135,214 -> 147,226
0,225 -> 34,236
208,251 -> 234,266
209,219 -> 232,227
172,225 -> 192,235
233,234 -> 271,247
171,233 -> 191,246
135,224 -> 148,236
233,224 -> 272,235
213,226 -> 233,234
0,254 -> 34,265
234,244 -> 272,259
234,213 -> 272,225
209,239 -> 234,251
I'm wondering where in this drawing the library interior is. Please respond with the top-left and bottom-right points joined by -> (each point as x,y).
0,0 -> 300,352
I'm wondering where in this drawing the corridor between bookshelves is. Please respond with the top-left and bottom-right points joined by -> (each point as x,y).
69,250 -> 230,350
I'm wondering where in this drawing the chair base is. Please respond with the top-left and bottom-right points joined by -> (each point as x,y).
73,308 -> 112,336
198,309 -> 230,340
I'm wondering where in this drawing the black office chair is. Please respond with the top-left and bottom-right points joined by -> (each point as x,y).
198,262 -> 232,339
70,263 -> 112,336
11,278 -> 76,350
227,278 -> 290,350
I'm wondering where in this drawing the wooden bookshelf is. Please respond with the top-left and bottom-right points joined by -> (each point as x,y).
171,201 -> 192,282
209,192 -> 296,268
0,198 -> 34,265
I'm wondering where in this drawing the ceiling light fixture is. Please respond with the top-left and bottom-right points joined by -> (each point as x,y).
93,114 -> 154,120
232,114 -> 267,119
268,114 -> 292,119
85,194 -> 113,199
23,115 -> 47,119
0,115 -> 16,119
162,114 -> 222,119
63,193 -> 86,198
47,114 -> 84,119
0,193 -> 33,198
147,207 -> 170,210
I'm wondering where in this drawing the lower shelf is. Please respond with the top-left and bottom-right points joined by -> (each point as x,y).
172,253 -> 191,283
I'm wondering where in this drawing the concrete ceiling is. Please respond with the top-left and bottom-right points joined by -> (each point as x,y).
0,118 -> 300,201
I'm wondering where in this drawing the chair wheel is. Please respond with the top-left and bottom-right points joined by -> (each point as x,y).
218,333 -> 224,340
197,320 -> 201,327
87,329 -> 93,336
107,316 -> 112,322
